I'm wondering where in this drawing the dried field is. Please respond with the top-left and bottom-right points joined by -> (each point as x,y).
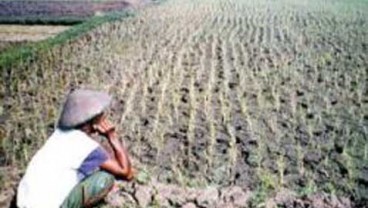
0,25 -> 69,52
1,0 -> 367,206
0,25 -> 69,41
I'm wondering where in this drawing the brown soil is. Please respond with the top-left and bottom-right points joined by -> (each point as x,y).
103,180 -> 354,208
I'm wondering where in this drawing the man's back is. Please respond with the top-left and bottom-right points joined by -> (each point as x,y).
17,129 -> 100,208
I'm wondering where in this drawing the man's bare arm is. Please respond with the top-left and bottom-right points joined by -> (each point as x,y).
100,131 -> 133,180
95,116 -> 134,180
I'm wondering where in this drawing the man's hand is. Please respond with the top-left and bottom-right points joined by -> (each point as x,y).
93,115 -> 115,137
95,114 -> 134,181
126,168 -> 136,181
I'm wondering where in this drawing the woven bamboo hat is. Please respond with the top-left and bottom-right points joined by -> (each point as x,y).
58,89 -> 112,128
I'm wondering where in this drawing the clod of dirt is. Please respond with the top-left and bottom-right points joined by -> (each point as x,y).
0,190 -> 15,208
134,185 -> 153,207
182,202 -> 197,208
106,191 -> 135,207
265,189 -> 353,208
196,187 -> 219,208
153,182 -> 187,207
305,193 -> 352,208
220,186 -> 250,207
303,151 -> 322,166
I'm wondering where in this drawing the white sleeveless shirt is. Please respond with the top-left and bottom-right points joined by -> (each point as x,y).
17,129 -> 107,208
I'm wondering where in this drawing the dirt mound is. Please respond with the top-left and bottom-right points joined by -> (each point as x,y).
104,180 -> 355,208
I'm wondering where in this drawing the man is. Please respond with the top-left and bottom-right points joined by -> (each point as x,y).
17,89 -> 134,208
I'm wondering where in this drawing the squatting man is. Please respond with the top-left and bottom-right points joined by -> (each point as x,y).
17,89 -> 135,208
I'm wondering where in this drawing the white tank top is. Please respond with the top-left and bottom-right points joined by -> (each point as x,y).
17,129 -> 101,208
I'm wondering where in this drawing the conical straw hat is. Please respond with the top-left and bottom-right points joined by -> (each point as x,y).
58,89 -> 112,128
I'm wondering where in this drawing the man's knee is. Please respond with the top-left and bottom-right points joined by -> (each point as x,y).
82,171 -> 115,207
93,171 -> 115,190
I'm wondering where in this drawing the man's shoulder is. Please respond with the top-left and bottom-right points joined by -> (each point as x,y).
49,128 -> 100,152
54,128 -> 92,141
